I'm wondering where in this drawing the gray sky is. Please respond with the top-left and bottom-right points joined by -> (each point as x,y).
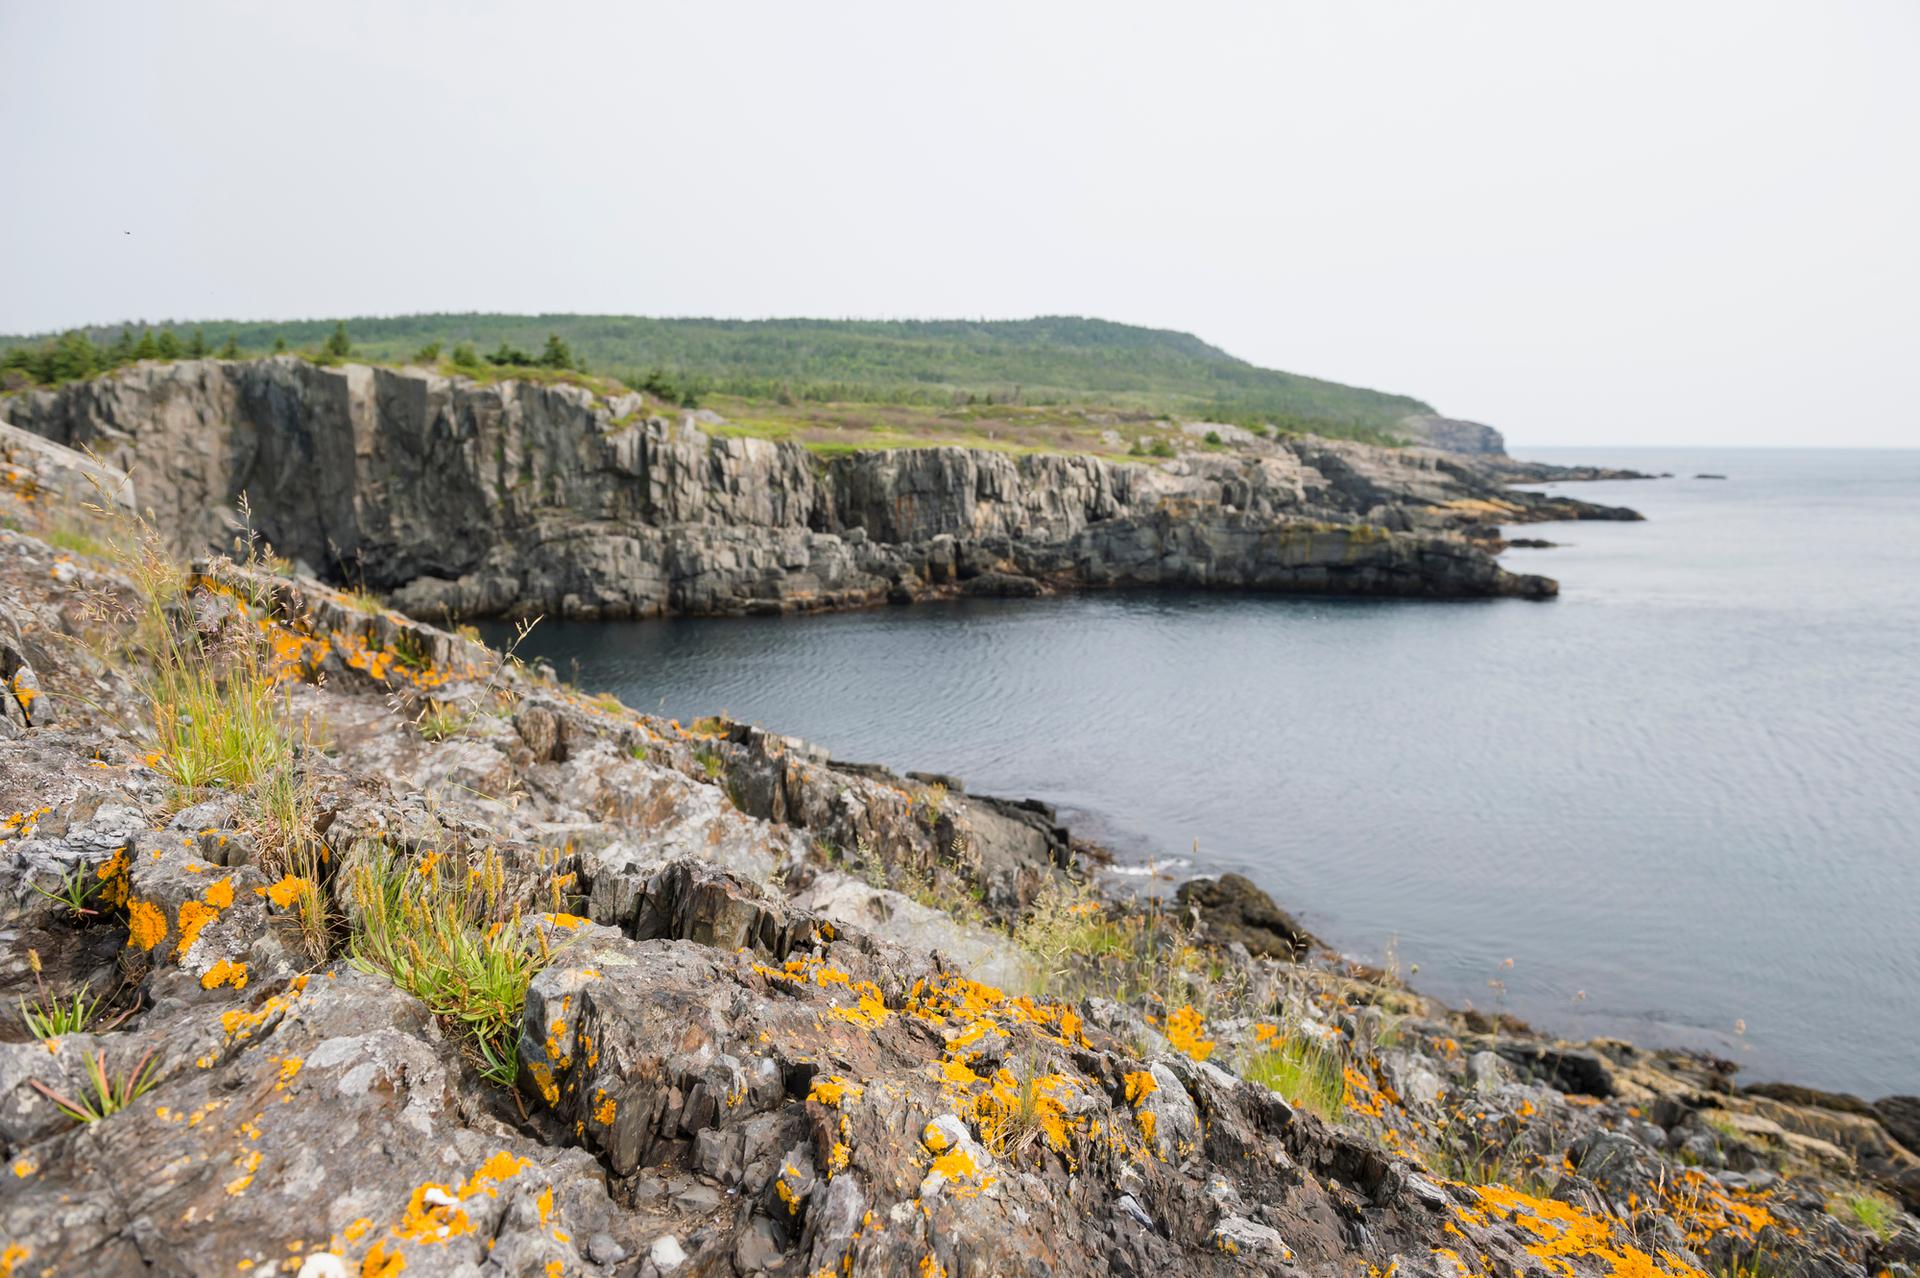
3,1 -> 1915,447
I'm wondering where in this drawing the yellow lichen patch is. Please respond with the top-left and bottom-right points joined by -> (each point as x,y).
127,899 -> 168,951
926,1147 -> 995,1197
808,1076 -> 864,1108
9,1158 -> 33,1179
1123,1071 -> 1157,1104
175,876 -> 236,958
1450,1183 -> 1707,1278
201,959 -> 250,990
0,1242 -> 28,1278
1638,1169 -> 1779,1251
543,913 -> 588,929
753,955 -> 893,1030
225,1150 -> 264,1197
592,1093 -> 616,1125
220,975 -> 309,1044
1164,1006 -> 1214,1061
95,846 -> 131,909
263,876 -> 312,908
359,1239 -> 405,1277
775,1166 -> 803,1215
828,1142 -> 851,1175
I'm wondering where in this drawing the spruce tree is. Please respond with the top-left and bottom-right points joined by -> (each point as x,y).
187,327 -> 209,358
539,334 -> 575,370
47,331 -> 100,383
218,335 -> 240,359
155,329 -> 182,359
133,329 -> 158,360
324,322 -> 352,359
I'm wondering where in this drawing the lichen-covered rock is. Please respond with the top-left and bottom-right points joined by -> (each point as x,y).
0,496 -> 1907,1278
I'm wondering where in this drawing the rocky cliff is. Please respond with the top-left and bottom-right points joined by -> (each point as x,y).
1396,414 -> 1508,457
5,359 -> 1644,619
0,445 -> 1912,1278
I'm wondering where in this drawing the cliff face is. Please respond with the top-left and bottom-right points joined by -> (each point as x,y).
5,358 -> 1635,618
1397,413 -> 1508,457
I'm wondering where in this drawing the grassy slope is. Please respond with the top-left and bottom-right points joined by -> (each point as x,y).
2,314 -> 1431,444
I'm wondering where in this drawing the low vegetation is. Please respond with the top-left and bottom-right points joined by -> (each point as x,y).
1242,1031 -> 1346,1121
345,843 -> 556,1087
1,313 -> 1429,444
28,1049 -> 162,1123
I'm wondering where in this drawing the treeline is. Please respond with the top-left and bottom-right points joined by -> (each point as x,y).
0,312 -> 1433,443
0,322 -> 593,390
1,326 -> 243,386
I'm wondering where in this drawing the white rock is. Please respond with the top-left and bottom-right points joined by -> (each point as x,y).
295,1255 -> 349,1278
650,1235 -> 688,1270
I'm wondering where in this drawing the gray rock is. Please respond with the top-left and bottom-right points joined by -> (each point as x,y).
0,359 -> 1632,622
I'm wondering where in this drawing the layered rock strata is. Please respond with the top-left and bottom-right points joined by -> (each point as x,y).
7,359 -> 1649,619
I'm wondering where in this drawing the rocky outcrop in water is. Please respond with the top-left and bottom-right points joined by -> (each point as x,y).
5,359 -> 1647,619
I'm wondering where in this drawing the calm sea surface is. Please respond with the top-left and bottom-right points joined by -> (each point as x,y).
491,448 -> 1920,1096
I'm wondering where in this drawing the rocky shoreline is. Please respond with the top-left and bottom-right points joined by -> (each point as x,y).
4,358 -> 1653,621
0,422 -> 1915,1276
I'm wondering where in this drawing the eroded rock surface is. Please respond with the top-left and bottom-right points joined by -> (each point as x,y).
0,458 -> 1911,1278
5,358 -> 1658,618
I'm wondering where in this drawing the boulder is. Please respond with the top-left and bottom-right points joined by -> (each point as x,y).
1175,873 -> 1317,959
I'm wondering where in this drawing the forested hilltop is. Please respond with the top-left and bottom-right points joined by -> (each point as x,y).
0,314 -> 1432,443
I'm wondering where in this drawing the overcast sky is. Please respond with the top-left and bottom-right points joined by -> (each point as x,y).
2,1 -> 1914,447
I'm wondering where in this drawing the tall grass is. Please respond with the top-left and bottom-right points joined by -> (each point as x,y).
1243,1033 -> 1346,1121
346,844 -> 554,1087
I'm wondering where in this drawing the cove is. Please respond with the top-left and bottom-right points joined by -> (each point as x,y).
490,447 -> 1920,1096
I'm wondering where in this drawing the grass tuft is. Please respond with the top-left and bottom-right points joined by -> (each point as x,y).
29,1049 -> 161,1123
18,982 -> 104,1039
346,843 -> 554,1088
1243,1033 -> 1345,1122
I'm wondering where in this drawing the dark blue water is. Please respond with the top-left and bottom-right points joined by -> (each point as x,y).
495,449 -> 1920,1096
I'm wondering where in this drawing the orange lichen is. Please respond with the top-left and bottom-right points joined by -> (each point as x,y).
201,960 -> 250,990
127,899 -> 168,951
174,876 -> 235,958
808,1076 -> 864,1107
359,1239 -> 405,1277
1123,1070 -> 1157,1104
95,847 -> 131,909
1164,1006 -> 1214,1061
775,1167 -> 803,1215
264,876 -> 312,908
1451,1183 -> 1707,1278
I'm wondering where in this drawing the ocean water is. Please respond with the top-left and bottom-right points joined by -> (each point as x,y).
493,448 -> 1920,1097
